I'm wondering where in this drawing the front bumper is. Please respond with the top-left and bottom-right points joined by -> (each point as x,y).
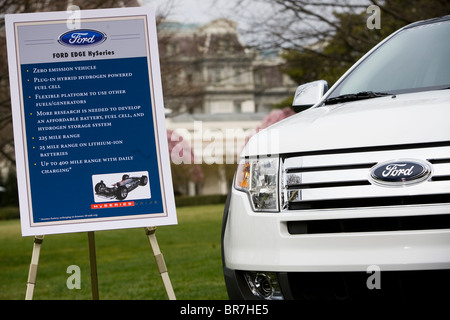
222,189 -> 450,299
223,267 -> 450,300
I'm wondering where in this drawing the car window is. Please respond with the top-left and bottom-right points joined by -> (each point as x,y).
328,19 -> 450,98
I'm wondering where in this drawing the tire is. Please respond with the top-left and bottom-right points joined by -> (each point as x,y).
116,186 -> 128,200
140,175 -> 148,186
95,181 -> 106,193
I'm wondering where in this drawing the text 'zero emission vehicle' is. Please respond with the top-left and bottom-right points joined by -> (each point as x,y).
222,16 -> 450,300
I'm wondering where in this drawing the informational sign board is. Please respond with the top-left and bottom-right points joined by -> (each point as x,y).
6,7 -> 177,236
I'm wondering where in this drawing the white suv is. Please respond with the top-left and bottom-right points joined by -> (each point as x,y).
222,16 -> 450,300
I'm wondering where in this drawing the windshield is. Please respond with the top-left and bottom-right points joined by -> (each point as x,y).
327,19 -> 450,99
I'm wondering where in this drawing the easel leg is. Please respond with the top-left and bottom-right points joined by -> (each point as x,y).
145,227 -> 176,300
25,235 -> 44,300
88,231 -> 99,300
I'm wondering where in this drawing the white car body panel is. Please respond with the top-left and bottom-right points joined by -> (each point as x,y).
224,189 -> 450,272
242,90 -> 450,157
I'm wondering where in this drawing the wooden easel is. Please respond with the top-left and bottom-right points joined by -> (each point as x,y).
25,235 -> 44,300
25,227 -> 176,300
145,227 -> 176,300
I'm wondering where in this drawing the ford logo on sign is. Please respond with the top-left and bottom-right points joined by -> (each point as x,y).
58,29 -> 106,47
369,159 -> 432,187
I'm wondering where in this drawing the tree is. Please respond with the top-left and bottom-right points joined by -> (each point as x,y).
256,106 -> 295,132
245,106 -> 295,145
238,0 -> 450,86
1,167 -> 18,206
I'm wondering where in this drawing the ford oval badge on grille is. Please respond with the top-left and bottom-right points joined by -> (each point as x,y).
58,29 -> 106,47
369,159 -> 432,187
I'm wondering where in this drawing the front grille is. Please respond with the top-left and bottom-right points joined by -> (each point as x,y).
280,141 -> 450,211
287,213 -> 450,235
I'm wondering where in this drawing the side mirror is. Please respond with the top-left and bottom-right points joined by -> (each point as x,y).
292,80 -> 328,113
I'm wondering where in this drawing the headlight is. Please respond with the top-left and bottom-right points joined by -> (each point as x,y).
234,157 -> 279,212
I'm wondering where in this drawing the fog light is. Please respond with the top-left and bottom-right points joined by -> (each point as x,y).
244,272 -> 284,300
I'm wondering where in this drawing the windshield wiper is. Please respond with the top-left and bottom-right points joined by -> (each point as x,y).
324,91 -> 391,105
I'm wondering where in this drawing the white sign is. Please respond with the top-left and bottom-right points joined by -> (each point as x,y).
6,7 -> 177,236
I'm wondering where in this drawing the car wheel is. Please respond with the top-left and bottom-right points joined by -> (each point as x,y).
95,181 -> 106,193
140,175 -> 148,186
117,186 -> 128,200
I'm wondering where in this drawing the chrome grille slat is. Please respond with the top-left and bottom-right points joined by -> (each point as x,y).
284,146 -> 450,169
298,181 -> 450,202
299,168 -> 371,184
433,163 -> 450,176
281,143 -> 450,210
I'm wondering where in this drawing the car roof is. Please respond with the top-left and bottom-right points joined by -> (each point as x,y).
404,14 -> 450,30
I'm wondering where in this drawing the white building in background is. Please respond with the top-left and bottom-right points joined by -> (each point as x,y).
160,19 -> 295,195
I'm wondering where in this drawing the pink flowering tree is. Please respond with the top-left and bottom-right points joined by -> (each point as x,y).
167,129 -> 204,195
246,106 -> 295,144
256,106 -> 295,133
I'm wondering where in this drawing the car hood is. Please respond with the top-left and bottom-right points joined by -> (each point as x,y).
242,90 -> 450,157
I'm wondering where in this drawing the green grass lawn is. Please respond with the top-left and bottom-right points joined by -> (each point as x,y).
0,204 -> 228,300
